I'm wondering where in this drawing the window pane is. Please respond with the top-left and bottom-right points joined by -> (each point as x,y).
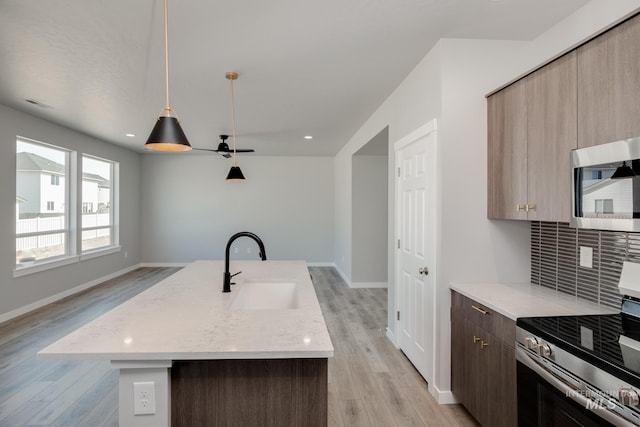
16,139 -> 68,265
82,155 -> 114,251
82,228 -> 112,251
16,233 -> 66,264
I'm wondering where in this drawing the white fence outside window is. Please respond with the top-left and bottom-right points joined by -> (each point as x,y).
16,213 -> 110,251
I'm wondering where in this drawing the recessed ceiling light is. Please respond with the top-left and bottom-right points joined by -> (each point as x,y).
125,133 -> 136,138
304,136 -> 313,140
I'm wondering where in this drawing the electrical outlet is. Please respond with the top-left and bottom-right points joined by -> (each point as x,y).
580,246 -> 593,268
234,247 -> 239,254
124,251 -> 128,259
133,381 -> 156,415
247,247 -> 251,254
580,326 -> 594,351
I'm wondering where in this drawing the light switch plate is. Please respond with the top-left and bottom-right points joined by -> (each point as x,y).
580,246 -> 593,268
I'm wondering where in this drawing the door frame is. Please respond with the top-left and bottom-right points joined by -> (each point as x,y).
392,118 -> 438,384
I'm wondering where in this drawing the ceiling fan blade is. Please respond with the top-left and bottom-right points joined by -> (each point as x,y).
191,148 -> 218,152
191,148 -> 231,158
232,149 -> 255,153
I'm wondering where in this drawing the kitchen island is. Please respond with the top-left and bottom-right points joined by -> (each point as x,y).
38,260 -> 334,427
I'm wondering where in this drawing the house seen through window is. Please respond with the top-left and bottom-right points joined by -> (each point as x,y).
16,137 -> 119,270
81,155 -> 114,252
16,139 -> 68,264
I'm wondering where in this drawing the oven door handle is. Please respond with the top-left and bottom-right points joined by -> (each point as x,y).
516,347 -> 637,427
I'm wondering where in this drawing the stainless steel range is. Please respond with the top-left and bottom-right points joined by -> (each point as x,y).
516,262 -> 640,426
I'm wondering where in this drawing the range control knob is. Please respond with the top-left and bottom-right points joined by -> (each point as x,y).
524,336 -> 539,351
538,343 -> 553,358
619,388 -> 640,406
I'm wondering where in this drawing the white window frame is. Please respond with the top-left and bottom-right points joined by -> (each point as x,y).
80,154 -> 119,258
14,137 -> 121,277
15,136 -> 77,276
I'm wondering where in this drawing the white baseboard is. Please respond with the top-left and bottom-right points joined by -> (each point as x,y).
386,327 -> 399,348
349,281 -> 387,289
429,384 -> 460,405
306,261 -> 336,267
0,263 -> 142,325
332,264 -> 351,286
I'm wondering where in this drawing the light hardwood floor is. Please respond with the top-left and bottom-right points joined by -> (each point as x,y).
0,266 -> 478,426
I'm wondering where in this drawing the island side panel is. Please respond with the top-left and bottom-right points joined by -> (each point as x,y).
171,358 -> 328,427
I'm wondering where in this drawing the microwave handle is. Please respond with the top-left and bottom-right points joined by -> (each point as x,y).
574,167 -> 583,218
516,347 -> 637,427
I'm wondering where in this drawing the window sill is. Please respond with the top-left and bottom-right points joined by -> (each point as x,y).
13,246 -> 122,277
80,245 -> 121,261
14,255 -> 80,277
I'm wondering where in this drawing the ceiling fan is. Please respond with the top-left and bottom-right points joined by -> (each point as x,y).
192,135 -> 255,158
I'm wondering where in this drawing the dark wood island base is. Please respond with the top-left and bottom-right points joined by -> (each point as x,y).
171,358 -> 328,427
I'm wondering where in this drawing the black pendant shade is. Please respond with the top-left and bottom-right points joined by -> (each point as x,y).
144,116 -> 192,152
226,165 -> 246,181
611,161 -> 636,179
144,0 -> 191,152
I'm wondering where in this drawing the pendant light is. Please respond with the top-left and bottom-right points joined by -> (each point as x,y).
225,71 -> 246,181
144,0 -> 191,152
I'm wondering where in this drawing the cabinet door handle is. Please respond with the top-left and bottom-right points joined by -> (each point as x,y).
516,204 -> 526,211
473,335 -> 481,343
481,341 -> 489,349
526,204 -> 536,212
471,305 -> 489,315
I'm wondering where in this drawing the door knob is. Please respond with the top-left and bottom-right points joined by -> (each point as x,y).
418,267 -> 429,276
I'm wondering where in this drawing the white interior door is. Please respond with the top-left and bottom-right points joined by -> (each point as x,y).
395,121 -> 436,384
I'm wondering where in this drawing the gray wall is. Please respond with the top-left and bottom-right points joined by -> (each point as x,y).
0,104 -> 141,318
140,154 -> 334,263
351,154 -> 388,284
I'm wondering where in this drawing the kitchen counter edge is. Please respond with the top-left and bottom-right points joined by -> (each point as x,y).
450,282 -> 618,320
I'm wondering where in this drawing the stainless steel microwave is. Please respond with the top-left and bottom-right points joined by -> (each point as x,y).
571,137 -> 640,232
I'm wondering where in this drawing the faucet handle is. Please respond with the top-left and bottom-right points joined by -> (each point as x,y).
230,271 -> 242,285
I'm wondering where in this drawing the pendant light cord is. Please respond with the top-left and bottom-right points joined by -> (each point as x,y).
163,0 -> 171,116
229,77 -> 238,167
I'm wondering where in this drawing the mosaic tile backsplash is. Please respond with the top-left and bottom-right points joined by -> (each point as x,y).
531,222 -> 640,309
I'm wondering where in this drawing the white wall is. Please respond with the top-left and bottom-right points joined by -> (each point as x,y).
351,154 -> 387,285
333,43 -> 443,284
140,154 -> 334,263
0,104 -> 142,319
334,0 -> 640,401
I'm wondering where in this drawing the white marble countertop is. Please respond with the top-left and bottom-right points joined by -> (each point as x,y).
39,260 -> 334,360
450,282 -> 618,320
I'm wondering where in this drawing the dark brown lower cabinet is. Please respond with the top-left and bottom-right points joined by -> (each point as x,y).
451,291 -> 516,427
171,358 -> 328,427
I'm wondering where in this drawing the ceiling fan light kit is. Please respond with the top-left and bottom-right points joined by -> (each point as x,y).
144,0 -> 192,152
191,135 -> 254,158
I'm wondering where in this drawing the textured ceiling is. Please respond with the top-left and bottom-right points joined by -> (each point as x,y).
0,0 -> 589,156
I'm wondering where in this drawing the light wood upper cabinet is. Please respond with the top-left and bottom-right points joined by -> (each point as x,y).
578,14 -> 640,148
487,79 -> 527,220
487,53 -> 576,222
488,13 -> 640,221
526,51 -> 577,222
